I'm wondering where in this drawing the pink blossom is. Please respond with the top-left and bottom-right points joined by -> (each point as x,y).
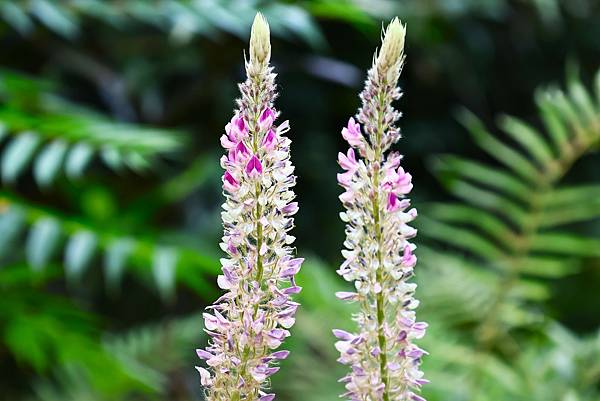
245,155 -> 263,178
341,117 -> 364,148
338,148 -> 358,171
222,171 -> 239,192
262,129 -> 276,150
402,246 -> 417,268
231,114 -> 248,139
259,107 -> 276,131
387,192 -> 400,212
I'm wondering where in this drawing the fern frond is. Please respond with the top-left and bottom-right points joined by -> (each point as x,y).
0,70 -> 183,186
26,313 -> 206,401
0,191 -> 219,298
421,69 -> 600,345
0,0 -> 326,47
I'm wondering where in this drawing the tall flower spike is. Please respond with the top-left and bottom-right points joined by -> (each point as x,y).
334,19 -> 427,401
197,13 -> 302,401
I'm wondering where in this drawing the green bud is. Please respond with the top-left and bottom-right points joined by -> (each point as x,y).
376,18 -> 406,82
249,13 -> 271,66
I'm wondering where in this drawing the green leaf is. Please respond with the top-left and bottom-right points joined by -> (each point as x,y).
419,217 -> 505,261
510,279 -> 551,301
65,142 -> 94,179
2,131 -> 40,183
459,110 -> 541,182
432,155 -> 531,202
0,189 -> 219,294
438,178 -> 528,227
427,203 -> 516,249
152,247 -> 177,300
104,238 -> 134,292
123,152 -> 151,172
30,0 -> 79,39
568,79 -> 599,138
101,147 -> 123,171
540,202 -> 600,227
0,2 -> 34,35
542,184 -> 600,207
0,207 -> 25,259
518,257 -> 579,278
4,316 -> 49,370
0,122 -> 7,140
546,89 -> 588,141
536,88 -> 570,153
499,116 -> 554,166
531,233 -> 600,257
34,140 -> 68,187
26,218 -> 61,272
64,231 -> 97,282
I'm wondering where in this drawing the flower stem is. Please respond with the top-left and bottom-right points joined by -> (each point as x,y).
372,89 -> 390,401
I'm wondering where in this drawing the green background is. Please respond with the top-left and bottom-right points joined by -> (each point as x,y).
0,1 -> 599,400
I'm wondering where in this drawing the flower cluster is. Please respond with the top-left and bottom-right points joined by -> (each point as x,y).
196,14 -> 302,401
334,19 -> 428,401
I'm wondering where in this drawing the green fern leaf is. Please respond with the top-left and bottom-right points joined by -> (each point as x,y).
0,191 -> 218,294
421,69 -> 600,372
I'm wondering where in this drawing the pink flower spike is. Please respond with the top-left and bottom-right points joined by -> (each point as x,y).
341,117 -> 363,148
262,129 -> 276,150
245,155 -> 263,178
200,15 -> 301,400
223,171 -> 240,192
259,107 -> 276,131
334,19 -> 426,401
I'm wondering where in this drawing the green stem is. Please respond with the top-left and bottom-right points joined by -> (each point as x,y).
372,88 -> 390,401
231,72 -> 267,401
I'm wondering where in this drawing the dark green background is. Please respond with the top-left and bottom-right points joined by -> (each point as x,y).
0,1 -> 598,400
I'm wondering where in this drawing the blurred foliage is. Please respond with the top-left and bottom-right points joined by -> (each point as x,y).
0,0 -> 598,401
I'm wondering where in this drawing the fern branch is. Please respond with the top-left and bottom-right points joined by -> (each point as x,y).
0,190 -> 219,298
0,70 -> 184,186
421,69 -> 600,398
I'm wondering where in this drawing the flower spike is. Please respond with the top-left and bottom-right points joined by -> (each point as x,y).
197,13 -> 302,401
335,18 -> 427,401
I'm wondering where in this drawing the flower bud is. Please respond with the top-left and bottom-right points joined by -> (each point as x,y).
250,12 -> 271,66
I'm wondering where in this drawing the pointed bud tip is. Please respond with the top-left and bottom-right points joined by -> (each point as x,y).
250,12 -> 271,65
376,17 -> 406,80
